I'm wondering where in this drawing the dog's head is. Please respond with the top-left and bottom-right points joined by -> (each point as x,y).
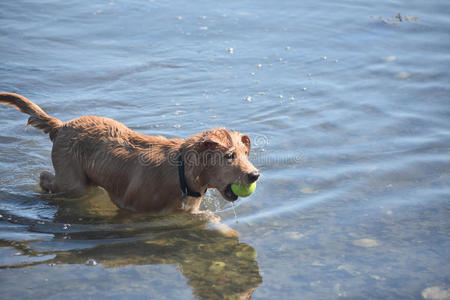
186,129 -> 260,201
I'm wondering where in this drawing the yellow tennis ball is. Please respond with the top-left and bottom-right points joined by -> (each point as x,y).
231,182 -> 256,197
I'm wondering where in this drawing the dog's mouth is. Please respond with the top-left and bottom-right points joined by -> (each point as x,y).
222,184 -> 238,202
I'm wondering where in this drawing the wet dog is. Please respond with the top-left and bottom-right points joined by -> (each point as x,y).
0,93 -> 260,213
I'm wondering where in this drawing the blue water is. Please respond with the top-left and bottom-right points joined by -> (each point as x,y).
1,0 -> 449,299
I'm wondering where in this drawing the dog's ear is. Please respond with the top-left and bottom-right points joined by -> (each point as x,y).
200,129 -> 231,151
200,138 -> 219,151
241,135 -> 251,154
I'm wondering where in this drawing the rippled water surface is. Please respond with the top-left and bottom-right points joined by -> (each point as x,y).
1,0 -> 449,299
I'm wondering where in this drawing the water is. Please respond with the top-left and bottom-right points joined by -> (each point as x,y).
1,0 -> 449,299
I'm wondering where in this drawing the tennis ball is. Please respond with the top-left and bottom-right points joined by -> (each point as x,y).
231,182 -> 256,197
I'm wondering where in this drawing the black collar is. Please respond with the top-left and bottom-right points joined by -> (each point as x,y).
178,155 -> 202,198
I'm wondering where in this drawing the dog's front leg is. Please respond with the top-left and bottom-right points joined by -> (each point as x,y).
182,196 -> 221,223
39,171 -> 55,193
182,196 -> 202,213
182,197 -> 236,237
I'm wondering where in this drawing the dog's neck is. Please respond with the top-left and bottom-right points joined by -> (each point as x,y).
178,155 -> 203,197
178,148 -> 207,197
182,163 -> 206,196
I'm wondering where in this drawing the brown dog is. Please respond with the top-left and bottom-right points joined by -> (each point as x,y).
0,93 -> 259,213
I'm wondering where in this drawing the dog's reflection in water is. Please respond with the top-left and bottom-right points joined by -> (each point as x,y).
22,189 -> 262,300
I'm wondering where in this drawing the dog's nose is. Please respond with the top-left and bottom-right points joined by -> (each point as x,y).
248,171 -> 260,183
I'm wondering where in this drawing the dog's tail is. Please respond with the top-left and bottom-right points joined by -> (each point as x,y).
0,93 -> 63,141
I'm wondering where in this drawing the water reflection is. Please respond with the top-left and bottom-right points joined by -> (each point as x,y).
0,189 -> 262,300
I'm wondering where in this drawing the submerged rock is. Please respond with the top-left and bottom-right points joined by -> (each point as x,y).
85,259 -> 98,266
209,261 -> 226,273
300,187 -> 318,194
285,231 -> 305,240
380,56 -> 396,62
395,72 -> 411,79
422,286 -> 450,300
353,238 -> 379,247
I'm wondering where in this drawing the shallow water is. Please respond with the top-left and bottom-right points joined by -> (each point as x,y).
1,0 -> 449,299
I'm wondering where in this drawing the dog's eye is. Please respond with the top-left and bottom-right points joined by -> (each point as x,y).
224,152 -> 236,160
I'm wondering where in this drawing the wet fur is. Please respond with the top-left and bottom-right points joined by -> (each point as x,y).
0,93 -> 258,213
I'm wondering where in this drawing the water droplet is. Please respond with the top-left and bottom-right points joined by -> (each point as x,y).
278,95 -> 283,99
285,46 -> 291,51
231,202 -> 238,223
243,96 -> 252,102
321,56 -> 327,60
176,16 -> 183,20
301,87 -> 307,91
289,96 -> 295,101
226,48 -> 234,54
256,64 -> 262,68
199,26 -> 208,31
250,72 -> 255,76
